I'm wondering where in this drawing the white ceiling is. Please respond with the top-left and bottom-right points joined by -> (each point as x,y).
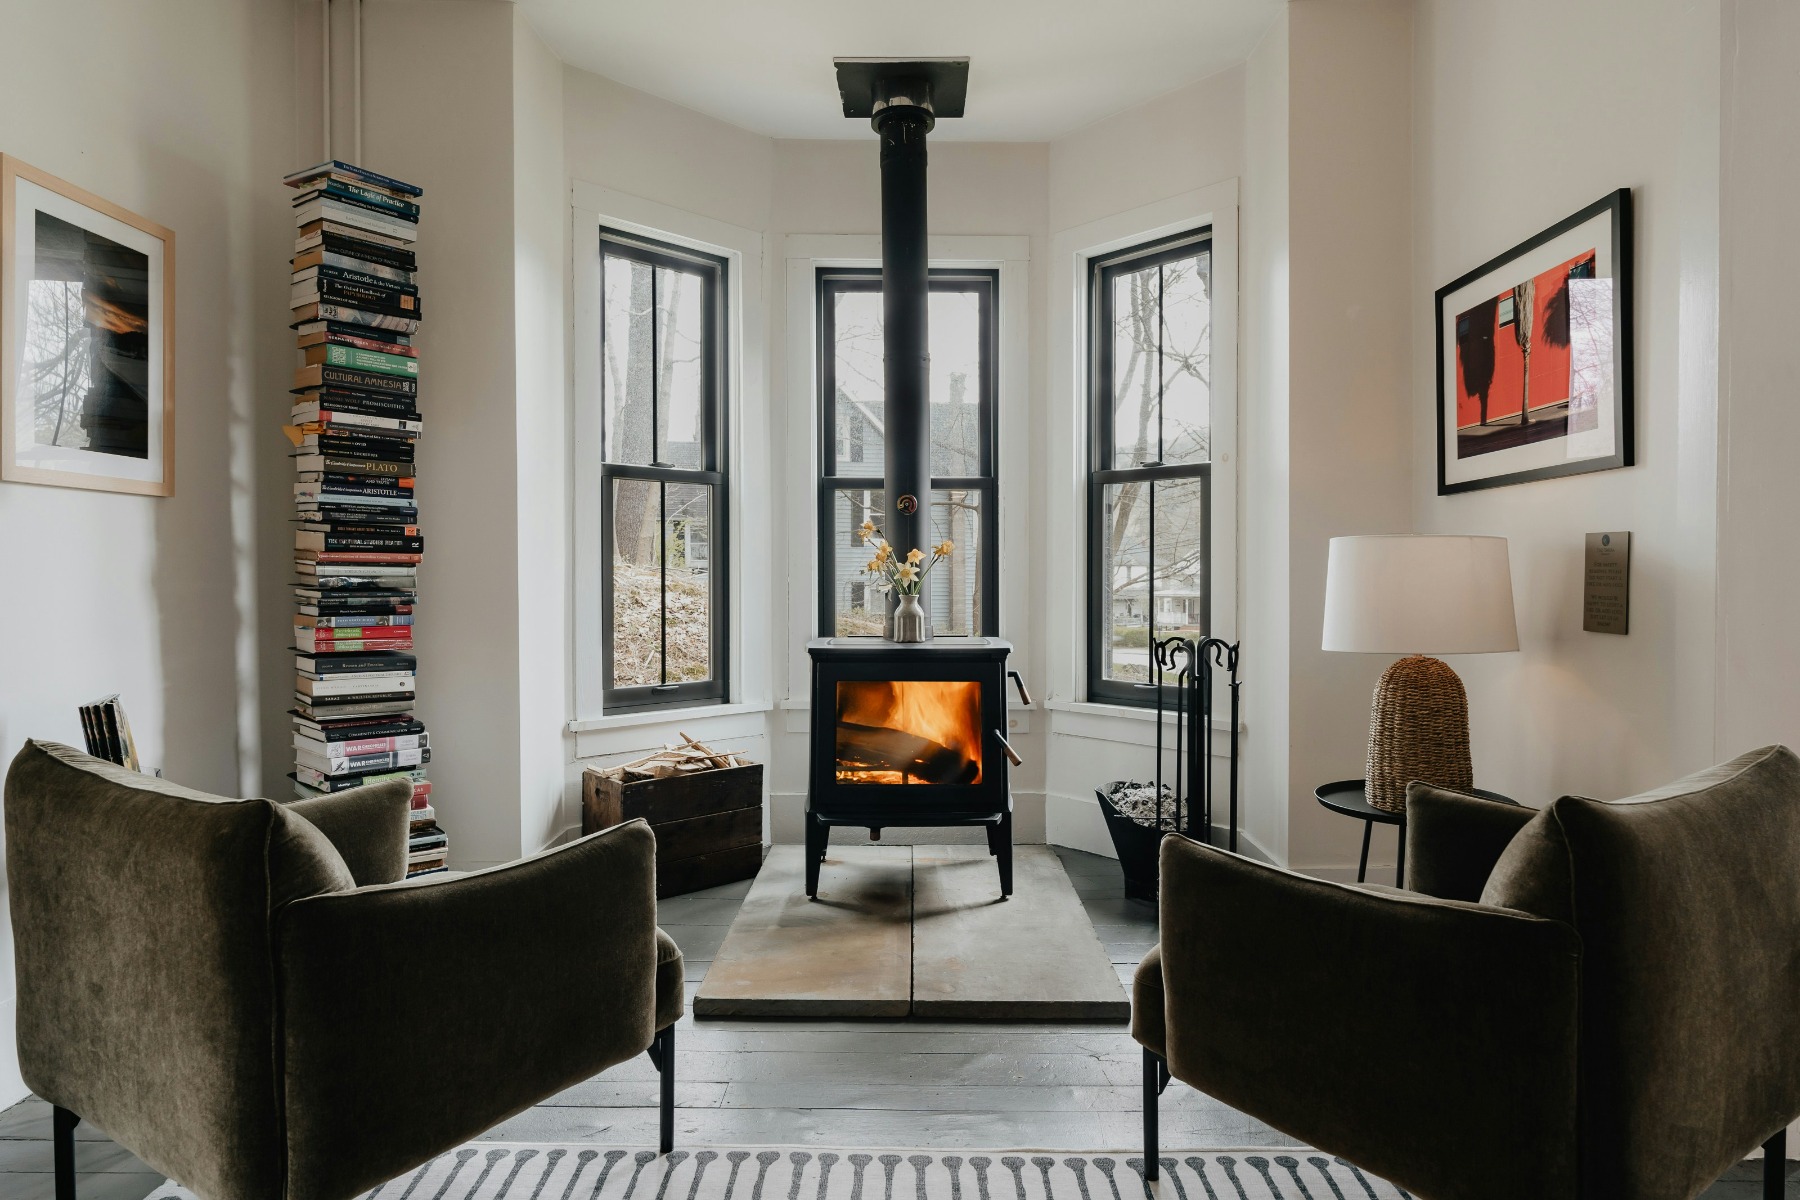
517,0 -> 1284,142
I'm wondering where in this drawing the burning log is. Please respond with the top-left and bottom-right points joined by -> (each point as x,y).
835,722 -> 979,785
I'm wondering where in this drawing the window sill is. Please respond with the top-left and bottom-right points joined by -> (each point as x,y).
568,701 -> 772,735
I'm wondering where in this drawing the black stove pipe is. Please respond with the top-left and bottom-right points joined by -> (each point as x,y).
873,79 -> 934,559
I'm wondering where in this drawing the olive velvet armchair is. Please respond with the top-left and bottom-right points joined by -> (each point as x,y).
1133,744 -> 1800,1200
5,739 -> 685,1200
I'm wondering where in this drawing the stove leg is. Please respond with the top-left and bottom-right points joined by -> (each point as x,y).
805,810 -> 827,899
988,811 -> 1013,897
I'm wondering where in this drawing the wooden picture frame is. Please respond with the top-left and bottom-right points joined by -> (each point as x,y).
1435,188 -> 1633,495
1,155 -> 175,496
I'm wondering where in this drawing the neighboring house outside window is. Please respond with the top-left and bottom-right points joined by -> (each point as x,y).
1088,228 -> 1213,706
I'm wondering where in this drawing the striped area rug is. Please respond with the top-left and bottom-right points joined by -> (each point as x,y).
149,1145 -> 1410,1200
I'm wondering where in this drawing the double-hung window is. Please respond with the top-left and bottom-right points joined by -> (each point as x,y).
1088,229 -> 1213,705
599,229 -> 728,710
816,267 -> 998,637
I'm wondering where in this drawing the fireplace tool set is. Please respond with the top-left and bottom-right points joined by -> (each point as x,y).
1097,635 -> 1243,901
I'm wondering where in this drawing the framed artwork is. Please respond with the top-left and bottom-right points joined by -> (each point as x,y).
1,155 -> 175,496
1436,188 -> 1632,495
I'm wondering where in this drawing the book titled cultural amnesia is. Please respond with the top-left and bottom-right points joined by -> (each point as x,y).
284,159 -> 446,877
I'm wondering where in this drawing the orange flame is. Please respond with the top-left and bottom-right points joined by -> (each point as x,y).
835,680 -> 984,785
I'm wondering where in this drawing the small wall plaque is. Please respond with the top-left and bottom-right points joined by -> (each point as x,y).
1583,531 -> 1631,634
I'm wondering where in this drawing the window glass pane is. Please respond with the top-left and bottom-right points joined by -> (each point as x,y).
831,289 -> 884,477
1099,477 -> 1207,682
610,479 -> 716,689
1108,252 -> 1213,469
602,255 -> 655,465
1150,476 -> 1207,642
927,488 -> 983,637
1099,480 -> 1150,683
1111,265 -> 1158,469
610,477 -> 663,688
929,290 -> 982,476
663,482 -> 714,683
1159,252 -> 1212,466
657,264 -> 706,469
832,487 -> 886,636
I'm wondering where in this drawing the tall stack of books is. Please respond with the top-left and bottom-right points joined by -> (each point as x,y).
283,160 -> 446,878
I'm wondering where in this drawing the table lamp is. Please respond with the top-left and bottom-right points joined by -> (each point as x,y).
1322,535 -> 1519,812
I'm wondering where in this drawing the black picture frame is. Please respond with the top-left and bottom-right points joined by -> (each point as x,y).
1435,188 -> 1634,495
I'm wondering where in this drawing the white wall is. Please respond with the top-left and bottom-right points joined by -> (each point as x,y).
1047,69 -> 1246,235
1282,0 -> 1415,872
0,0 -> 293,1107
1239,12 -> 1292,863
1411,0 -> 1722,809
1715,0 -> 1800,759
513,11 -> 571,853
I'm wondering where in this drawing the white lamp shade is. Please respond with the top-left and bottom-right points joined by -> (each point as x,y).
1322,535 -> 1519,655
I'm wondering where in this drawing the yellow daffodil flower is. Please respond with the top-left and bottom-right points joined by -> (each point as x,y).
896,563 -> 920,585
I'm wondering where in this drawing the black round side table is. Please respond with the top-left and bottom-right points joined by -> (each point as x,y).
1314,779 -> 1516,888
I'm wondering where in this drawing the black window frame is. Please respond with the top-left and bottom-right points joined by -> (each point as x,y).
1087,227 -> 1214,707
815,266 -> 1000,639
598,227 -> 730,712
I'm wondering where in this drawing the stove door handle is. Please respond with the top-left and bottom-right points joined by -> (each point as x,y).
992,729 -> 1024,767
1007,671 -> 1033,707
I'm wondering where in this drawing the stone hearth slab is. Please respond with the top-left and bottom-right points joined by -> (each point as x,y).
692,844 -> 913,1017
691,844 -> 1129,1020
912,845 -> 1130,1019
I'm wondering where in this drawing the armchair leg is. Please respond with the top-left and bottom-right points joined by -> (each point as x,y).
1142,1048 -> 1160,1181
53,1105 -> 78,1200
1766,1129 -> 1787,1200
651,1025 -> 675,1154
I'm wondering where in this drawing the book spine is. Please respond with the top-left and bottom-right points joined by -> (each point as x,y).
293,455 -> 414,476
313,263 -> 420,298
297,303 -> 422,334
317,234 -> 416,272
297,551 -> 425,565
298,364 -> 418,396
309,329 -> 417,356
298,748 -> 427,774
293,280 -> 421,316
317,181 -> 422,220
292,410 -> 425,433
297,615 -> 414,628
321,344 -> 419,377
296,675 -> 417,697
299,198 -> 418,239
296,733 -> 427,755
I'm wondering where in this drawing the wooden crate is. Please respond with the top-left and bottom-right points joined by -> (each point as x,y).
582,763 -> 764,898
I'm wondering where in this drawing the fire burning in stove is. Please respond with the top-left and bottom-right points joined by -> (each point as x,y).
835,680 -> 984,785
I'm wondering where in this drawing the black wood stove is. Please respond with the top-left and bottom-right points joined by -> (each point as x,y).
806,638 -> 1027,898
805,59 -> 1026,899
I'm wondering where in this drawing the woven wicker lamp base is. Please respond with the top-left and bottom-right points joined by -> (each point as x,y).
1365,654 -> 1472,813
